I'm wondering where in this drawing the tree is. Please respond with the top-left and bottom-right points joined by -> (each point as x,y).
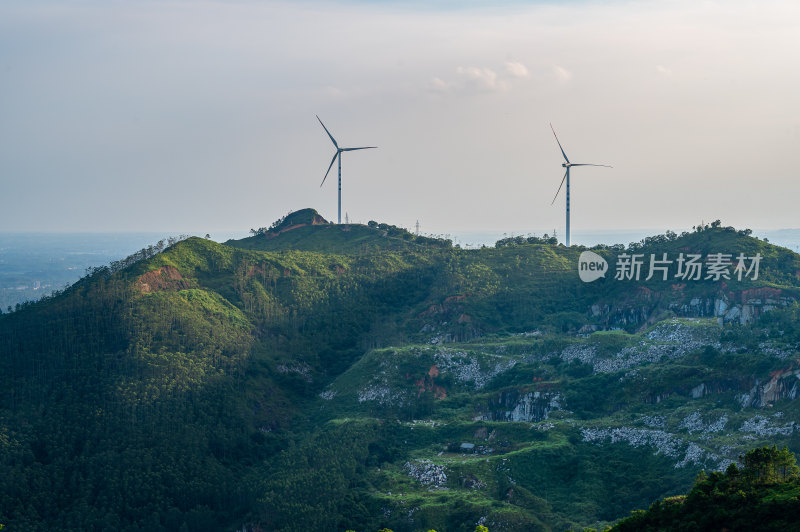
741,445 -> 799,484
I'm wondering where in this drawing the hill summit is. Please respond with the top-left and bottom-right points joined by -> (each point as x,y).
261,207 -> 330,234
227,208 -> 453,253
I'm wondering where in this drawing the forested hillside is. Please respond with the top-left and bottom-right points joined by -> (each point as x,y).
2,210 -> 800,531
611,445 -> 800,531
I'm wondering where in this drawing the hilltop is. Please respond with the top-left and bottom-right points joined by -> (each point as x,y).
227,207 -> 452,253
1,212 -> 800,531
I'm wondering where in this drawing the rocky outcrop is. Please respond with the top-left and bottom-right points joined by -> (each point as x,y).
475,388 -> 563,422
679,411 -> 728,434
737,366 -> 800,408
591,288 -> 795,328
553,319 -> 722,375
404,459 -> 447,487
580,426 -> 729,469
432,348 -> 516,390
638,366 -> 800,409
739,413 -> 797,436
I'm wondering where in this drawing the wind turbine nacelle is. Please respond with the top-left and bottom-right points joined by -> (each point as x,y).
562,163 -> 569,168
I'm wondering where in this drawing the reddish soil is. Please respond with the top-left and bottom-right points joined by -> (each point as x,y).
411,365 -> 447,399
739,286 -> 781,303
263,214 -> 329,239
138,266 -> 191,293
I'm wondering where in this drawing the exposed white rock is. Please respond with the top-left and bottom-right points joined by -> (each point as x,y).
550,320 -> 723,374
757,341 -> 798,360
559,344 -> 597,366
319,389 -> 336,400
404,459 -> 447,487
676,443 -> 706,468
737,370 -> 800,409
434,348 -> 516,390
276,361 -> 313,382
739,415 -> 796,436
680,411 -> 727,434
479,391 -> 563,423
640,415 -> 666,428
725,306 -> 741,322
358,383 -> 395,404
580,426 -> 714,469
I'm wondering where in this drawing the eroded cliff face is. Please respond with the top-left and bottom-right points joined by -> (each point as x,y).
589,287 -> 795,329
638,373 -> 800,409
474,372 -> 800,430
738,366 -> 800,408
475,388 -> 563,423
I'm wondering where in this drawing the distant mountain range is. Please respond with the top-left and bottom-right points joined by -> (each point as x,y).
1,209 -> 800,531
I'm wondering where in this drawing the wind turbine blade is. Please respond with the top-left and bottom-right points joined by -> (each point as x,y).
341,146 -> 377,151
320,152 -> 339,187
550,123 -> 570,164
551,170 -> 568,205
570,163 -> 613,168
316,115 -> 339,149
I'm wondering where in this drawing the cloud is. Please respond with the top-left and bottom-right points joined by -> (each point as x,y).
430,63 -> 520,94
428,76 -> 450,93
656,65 -> 673,76
553,65 -> 572,83
504,61 -> 529,78
456,66 -> 509,92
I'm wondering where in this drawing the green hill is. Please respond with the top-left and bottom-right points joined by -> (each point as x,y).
1,212 -> 800,531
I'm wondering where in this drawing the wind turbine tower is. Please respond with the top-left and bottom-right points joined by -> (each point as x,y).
550,124 -> 612,247
317,115 -> 377,224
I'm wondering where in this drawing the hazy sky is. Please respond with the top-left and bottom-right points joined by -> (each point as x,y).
1,0 -> 799,236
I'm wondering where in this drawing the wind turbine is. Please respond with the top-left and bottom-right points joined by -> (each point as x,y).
317,115 -> 377,224
550,124 -> 612,247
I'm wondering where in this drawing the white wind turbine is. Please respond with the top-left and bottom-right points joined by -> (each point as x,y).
550,124 -> 612,247
317,115 -> 377,224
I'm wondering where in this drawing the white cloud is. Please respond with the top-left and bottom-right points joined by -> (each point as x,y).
656,65 -> 673,77
431,64 -> 519,95
428,76 -> 450,93
456,66 -> 509,92
504,61 -> 529,78
553,65 -> 572,83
